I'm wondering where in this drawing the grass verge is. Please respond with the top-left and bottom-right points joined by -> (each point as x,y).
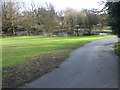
2,35 -> 116,67
2,35 -> 116,88
115,41 -> 120,56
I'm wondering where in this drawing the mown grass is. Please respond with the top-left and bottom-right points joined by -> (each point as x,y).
2,35 -> 116,67
115,41 -> 120,56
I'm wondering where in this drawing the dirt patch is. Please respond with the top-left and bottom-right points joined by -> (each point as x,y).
2,50 -> 70,88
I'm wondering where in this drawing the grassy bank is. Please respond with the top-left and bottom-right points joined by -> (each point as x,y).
115,41 -> 120,56
2,35 -> 116,68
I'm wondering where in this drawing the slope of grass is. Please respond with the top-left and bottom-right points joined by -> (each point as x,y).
2,35 -> 116,67
115,42 -> 120,56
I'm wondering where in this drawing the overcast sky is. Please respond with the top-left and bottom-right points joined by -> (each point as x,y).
15,0 -> 105,11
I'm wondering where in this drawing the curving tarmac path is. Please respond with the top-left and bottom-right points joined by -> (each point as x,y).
21,37 -> 118,88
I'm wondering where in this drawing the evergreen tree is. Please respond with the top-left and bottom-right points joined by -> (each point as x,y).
105,2 -> 120,37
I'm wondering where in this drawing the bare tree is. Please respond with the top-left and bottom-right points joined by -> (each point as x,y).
2,0 -> 20,35
64,8 -> 77,35
81,9 -> 100,35
36,2 -> 59,36
98,13 -> 108,31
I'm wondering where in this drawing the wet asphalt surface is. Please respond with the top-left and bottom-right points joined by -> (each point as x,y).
21,37 -> 118,88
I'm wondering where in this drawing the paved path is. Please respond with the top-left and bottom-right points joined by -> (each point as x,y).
22,37 -> 118,88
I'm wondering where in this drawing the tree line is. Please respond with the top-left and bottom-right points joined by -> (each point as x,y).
1,0 -> 108,36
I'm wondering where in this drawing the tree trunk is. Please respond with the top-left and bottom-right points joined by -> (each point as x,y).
27,31 -> 31,35
76,27 -> 79,36
88,29 -> 92,35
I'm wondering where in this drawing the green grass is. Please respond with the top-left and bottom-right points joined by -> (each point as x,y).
2,35 -> 116,67
115,42 -> 120,56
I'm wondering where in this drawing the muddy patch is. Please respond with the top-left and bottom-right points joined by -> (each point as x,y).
2,50 -> 70,88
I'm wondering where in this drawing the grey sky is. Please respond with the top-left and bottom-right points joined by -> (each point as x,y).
14,0 -> 105,11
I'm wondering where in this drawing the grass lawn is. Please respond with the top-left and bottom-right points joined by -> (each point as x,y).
2,35 -> 116,68
115,41 -> 120,56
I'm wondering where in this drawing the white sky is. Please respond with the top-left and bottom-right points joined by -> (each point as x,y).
15,0 -> 105,11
